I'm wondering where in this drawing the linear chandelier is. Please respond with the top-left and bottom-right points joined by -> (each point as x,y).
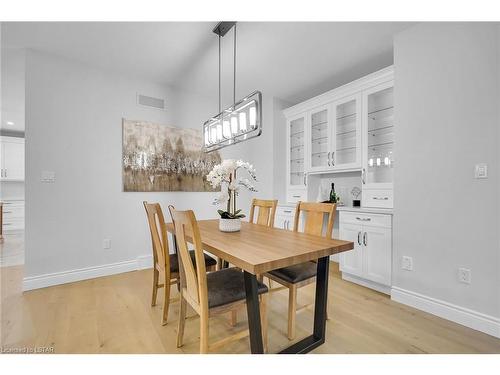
203,22 -> 262,153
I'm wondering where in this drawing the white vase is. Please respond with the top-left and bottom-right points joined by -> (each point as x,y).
219,218 -> 241,232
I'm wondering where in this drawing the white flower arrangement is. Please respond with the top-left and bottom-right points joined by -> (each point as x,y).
207,159 -> 258,219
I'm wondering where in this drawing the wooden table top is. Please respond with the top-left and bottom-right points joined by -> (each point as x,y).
165,219 -> 354,275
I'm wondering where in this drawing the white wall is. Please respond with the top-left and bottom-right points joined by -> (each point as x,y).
24,50 -> 279,288
393,23 -> 500,334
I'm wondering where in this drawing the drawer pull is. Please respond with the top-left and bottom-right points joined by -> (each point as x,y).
292,195 -> 300,198
373,197 -> 389,200
355,217 -> 371,221
3,211 -> 13,213
283,210 -> 292,213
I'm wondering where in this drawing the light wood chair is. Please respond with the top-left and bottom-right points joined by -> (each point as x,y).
249,198 -> 278,227
143,202 -> 217,325
170,208 -> 269,354
265,201 -> 336,340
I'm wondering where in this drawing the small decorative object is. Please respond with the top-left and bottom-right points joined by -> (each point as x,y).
351,186 -> 361,207
329,183 -> 339,203
207,159 -> 257,232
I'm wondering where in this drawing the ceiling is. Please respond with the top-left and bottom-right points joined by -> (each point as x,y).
2,22 -> 414,105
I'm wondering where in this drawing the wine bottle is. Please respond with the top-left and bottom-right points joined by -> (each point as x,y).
329,183 -> 337,203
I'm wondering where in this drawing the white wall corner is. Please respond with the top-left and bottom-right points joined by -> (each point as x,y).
23,254 -> 154,292
391,287 -> 500,339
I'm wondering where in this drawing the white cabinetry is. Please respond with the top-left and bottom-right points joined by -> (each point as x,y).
274,205 -> 295,231
283,67 -> 394,206
0,136 -> 25,181
1,200 -> 25,231
339,211 -> 392,294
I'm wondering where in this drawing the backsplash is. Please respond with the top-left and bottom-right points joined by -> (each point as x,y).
316,172 -> 362,207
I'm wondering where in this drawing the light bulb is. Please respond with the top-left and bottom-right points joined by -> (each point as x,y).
216,122 -> 223,141
230,116 -> 238,135
384,156 -> 389,166
376,157 -> 381,166
368,158 -> 373,167
210,126 -> 217,144
249,106 -> 256,128
204,127 -> 209,146
239,112 -> 247,132
222,119 -> 231,138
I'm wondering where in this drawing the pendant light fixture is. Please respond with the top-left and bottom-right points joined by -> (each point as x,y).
203,22 -> 262,153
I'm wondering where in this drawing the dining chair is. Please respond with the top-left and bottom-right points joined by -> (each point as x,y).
265,201 -> 336,340
143,201 -> 217,325
249,198 -> 278,227
170,208 -> 269,353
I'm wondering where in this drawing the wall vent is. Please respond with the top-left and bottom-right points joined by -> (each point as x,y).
137,93 -> 166,111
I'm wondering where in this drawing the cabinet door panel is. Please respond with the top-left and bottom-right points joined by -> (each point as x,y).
308,104 -> 333,172
287,115 -> 306,188
3,140 -> 24,180
332,94 -> 362,170
339,223 -> 363,277
362,226 -> 391,286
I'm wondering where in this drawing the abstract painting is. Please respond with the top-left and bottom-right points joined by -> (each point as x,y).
122,119 -> 221,192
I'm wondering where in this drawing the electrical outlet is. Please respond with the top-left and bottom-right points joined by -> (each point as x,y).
474,164 -> 487,179
103,239 -> 111,250
458,268 -> 471,284
402,256 -> 413,271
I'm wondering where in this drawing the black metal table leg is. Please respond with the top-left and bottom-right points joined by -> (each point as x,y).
244,271 -> 264,354
279,256 -> 330,354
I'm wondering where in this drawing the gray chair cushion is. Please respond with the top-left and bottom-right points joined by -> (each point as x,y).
268,261 -> 317,284
169,251 -> 217,274
207,268 -> 268,308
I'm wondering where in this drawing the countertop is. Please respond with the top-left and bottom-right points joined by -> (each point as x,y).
278,203 -> 393,215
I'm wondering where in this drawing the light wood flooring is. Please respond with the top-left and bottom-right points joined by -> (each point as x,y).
1,263 -> 499,354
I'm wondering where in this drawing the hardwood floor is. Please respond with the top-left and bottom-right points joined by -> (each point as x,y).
1,262 -> 499,354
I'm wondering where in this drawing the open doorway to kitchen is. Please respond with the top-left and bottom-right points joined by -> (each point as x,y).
1,47 -> 25,267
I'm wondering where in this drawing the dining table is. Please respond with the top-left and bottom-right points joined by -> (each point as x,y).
165,219 -> 354,354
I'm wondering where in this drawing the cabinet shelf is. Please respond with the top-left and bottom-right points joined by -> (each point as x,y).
290,144 -> 304,150
336,129 -> 356,136
368,105 -> 393,117
290,131 -> 304,137
336,146 -> 356,152
336,113 -> 356,121
368,141 -> 394,149
368,124 -> 394,133
312,121 -> 328,127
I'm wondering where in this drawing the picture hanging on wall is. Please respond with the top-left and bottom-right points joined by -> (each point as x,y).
122,119 -> 222,192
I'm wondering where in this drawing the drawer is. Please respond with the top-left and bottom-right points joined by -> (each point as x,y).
276,205 -> 295,217
2,205 -> 24,219
286,189 -> 307,204
362,189 -> 393,208
339,211 -> 392,228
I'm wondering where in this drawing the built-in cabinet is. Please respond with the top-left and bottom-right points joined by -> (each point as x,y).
0,136 -> 25,181
339,210 -> 392,294
283,66 -> 394,209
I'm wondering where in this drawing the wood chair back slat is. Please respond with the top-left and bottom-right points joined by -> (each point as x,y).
170,209 -> 208,309
143,202 -> 168,270
293,201 -> 336,238
249,199 -> 278,227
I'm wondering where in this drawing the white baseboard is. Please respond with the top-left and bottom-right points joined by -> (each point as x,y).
342,273 -> 391,295
23,255 -> 154,291
391,287 -> 500,339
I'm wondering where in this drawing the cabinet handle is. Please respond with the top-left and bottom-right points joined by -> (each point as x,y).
331,151 -> 335,166
303,174 -> 306,185
285,220 -> 289,230
362,168 -> 366,184
327,152 -> 331,166
357,231 -> 362,246
363,232 -> 368,246
3,211 -> 13,214
283,210 -> 292,213
292,195 -> 300,198
373,197 -> 389,200
356,217 -> 371,221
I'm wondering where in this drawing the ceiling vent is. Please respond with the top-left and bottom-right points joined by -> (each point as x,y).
137,93 -> 166,111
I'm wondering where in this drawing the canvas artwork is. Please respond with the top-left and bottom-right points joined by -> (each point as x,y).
122,119 -> 221,192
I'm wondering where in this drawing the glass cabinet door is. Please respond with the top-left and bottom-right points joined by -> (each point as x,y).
288,115 -> 305,187
309,105 -> 331,171
364,84 -> 394,186
332,94 -> 361,169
